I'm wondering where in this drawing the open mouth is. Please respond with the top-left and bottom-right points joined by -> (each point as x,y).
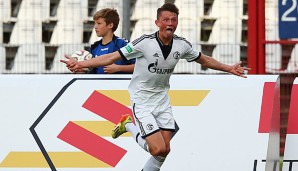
166,28 -> 173,32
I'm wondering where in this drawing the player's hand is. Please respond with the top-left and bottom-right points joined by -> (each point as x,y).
229,61 -> 251,78
104,64 -> 119,74
60,55 -> 82,73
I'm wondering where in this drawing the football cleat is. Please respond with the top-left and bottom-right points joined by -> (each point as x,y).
111,114 -> 132,139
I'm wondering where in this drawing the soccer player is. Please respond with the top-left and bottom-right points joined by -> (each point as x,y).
89,8 -> 135,74
61,3 -> 250,170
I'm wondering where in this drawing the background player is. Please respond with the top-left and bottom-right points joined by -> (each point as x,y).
88,8 -> 135,74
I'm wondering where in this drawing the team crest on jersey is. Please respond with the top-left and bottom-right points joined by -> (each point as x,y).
173,51 -> 180,60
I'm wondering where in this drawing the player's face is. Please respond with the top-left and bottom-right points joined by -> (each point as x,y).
93,18 -> 113,37
155,11 -> 178,40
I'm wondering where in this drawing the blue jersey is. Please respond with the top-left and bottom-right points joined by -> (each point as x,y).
89,35 -> 135,74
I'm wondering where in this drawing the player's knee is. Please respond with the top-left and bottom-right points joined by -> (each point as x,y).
149,146 -> 170,157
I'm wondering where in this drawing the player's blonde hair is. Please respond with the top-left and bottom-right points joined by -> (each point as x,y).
93,8 -> 120,32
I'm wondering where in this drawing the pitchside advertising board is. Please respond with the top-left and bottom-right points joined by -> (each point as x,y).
0,74 -> 283,171
279,0 -> 298,39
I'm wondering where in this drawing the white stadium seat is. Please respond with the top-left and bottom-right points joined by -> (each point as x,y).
265,19 -> 279,41
10,20 -> 42,44
49,44 -> 85,73
0,0 -> 11,22
50,21 -> 83,44
174,17 -> 201,46
5,44 -> 45,74
131,0 -> 165,20
17,0 -> 50,22
0,22 -> 3,44
203,44 -> 240,73
207,0 -> 243,19
174,0 -> 204,19
286,45 -> 298,72
56,0 -> 88,22
208,18 -> 242,44
265,44 -> 282,73
130,19 -> 158,41
265,0 -> 278,20
0,45 -> 5,73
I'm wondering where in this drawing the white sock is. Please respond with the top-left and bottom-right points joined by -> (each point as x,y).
125,122 -> 149,152
143,156 -> 166,171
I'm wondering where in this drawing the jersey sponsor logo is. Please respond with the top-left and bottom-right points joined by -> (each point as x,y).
173,51 -> 180,60
125,45 -> 133,53
101,47 -> 109,51
148,59 -> 174,74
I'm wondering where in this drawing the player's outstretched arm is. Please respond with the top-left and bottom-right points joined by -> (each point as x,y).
196,53 -> 251,78
60,51 -> 122,73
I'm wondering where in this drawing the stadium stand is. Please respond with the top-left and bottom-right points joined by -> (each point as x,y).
174,0 -> 204,19
17,0 -> 50,22
286,45 -> 298,72
0,0 -> 11,22
130,19 -> 157,41
10,20 -> 42,44
0,45 -> 4,73
4,44 -> 45,74
50,21 -> 83,44
205,0 -> 243,19
131,0 -> 165,20
48,44 -> 85,74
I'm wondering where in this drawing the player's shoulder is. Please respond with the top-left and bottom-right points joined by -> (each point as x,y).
131,32 -> 156,45
173,34 -> 192,47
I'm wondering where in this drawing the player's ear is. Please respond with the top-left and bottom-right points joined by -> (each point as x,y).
155,20 -> 159,27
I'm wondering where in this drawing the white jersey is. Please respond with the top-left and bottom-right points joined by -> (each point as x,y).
119,31 -> 201,105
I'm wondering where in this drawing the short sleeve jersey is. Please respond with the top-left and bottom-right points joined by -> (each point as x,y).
89,35 -> 135,74
119,31 -> 201,104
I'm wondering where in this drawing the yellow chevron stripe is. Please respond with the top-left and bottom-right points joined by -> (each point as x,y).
97,90 -> 209,106
73,121 -> 131,137
0,152 -> 111,167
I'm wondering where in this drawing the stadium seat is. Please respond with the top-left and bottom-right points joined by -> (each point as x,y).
5,44 -> 45,74
206,0 -> 243,19
203,44 -> 241,73
265,0 -> 278,20
131,0 -> 165,20
265,19 -> 279,41
56,0 -> 88,22
17,0 -> 50,22
50,21 -> 83,44
174,45 -> 202,74
0,0 -> 11,22
0,22 -> 3,43
286,44 -> 298,73
10,20 -> 42,44
0,45 -> 5,73
49,44 -> 85,73
265,44 -> 282,73
174,0 -> 204,19
208,18 -> 242,44
130,19 -> 158,41
174,18 -> 201,46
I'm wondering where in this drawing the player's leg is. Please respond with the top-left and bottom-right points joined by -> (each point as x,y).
142,130 -> 172,171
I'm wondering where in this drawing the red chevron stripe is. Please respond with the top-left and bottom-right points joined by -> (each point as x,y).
287,84 -> 298,134
57,121 -> 127,167
82,91 -> 133,124
258,82 -> 275,133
